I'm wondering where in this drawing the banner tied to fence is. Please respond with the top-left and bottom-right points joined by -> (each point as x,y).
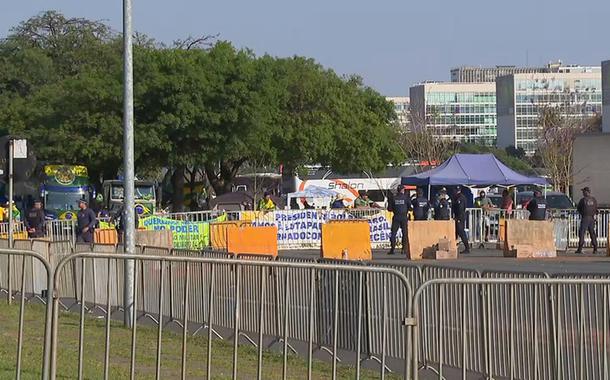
141,214 -> 227,249
243,210 -> 400,246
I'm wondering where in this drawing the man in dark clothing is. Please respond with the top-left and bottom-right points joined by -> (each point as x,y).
114,205 -> 140,243
576,187 -> 598,254
526,190 -> 548,221
388,185 -> 411,255
76,200 -> 97,243
412,188 -> 430,221
452,186 -> 470,254
25,199 -> 46,238
434,188 -> 451,220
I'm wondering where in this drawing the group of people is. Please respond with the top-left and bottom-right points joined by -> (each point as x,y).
11,198 -> 138,244
386,184 -> 600,256
387,185 -> 471,255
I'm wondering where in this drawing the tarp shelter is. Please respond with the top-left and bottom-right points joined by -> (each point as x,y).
401,154 -> 548,187
287,186 -> 338,208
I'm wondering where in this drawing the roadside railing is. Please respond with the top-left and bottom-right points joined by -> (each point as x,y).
4,243 -> 610,379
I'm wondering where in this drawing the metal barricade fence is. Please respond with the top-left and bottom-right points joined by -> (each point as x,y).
48,252 -> 414,380
412,277 -> 610,380
45,219 -> 76,245
0,248 -> 54,380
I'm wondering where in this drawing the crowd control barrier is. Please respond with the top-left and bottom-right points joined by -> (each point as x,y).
4,243 -> 610,379
320,220 -> 371,260
1,207 -> 608,252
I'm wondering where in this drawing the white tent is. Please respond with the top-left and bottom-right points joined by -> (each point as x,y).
287,186 -> 338,209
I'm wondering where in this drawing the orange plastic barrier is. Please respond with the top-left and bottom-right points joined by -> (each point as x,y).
94,229 -> 118,245
407,220 -> 456,260
226,225 -> 278,257
321,220 -> 371,260
210,221 -> 251,250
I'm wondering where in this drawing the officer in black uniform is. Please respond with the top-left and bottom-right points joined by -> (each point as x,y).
452,186 -> 470,254
25,199 -> 46,238
76,200 -> 97,243
576,187 -> 598,254
412,188 -> 430,221
388,185 -> 411,255
526,190 -> 547,221
434,188 -> 451,220
114,205 -> 140,243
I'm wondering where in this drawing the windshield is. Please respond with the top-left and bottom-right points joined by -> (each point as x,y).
111,185 -> 155,201
45,191 -> 88,211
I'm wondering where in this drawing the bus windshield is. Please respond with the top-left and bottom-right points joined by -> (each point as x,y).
45,191 -> 88,211
111,185 -> 155,201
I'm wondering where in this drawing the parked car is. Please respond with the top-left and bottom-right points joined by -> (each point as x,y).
516,191 -> 574,209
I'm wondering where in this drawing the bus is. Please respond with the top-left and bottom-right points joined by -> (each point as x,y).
293,166 -> 418,208
41,165 -> 94,220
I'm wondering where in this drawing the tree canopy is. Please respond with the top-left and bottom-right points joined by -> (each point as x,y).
0,11 -> 404,207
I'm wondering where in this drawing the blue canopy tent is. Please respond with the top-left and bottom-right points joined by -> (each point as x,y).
401,154 -> 548,187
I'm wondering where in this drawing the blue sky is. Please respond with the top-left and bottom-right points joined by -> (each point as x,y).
2,0 -> 609,95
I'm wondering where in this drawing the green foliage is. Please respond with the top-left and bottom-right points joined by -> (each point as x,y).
0,12 -> 404,199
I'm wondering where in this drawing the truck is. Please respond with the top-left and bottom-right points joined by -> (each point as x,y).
41,165 -> 94,220
102,180 -> 157,217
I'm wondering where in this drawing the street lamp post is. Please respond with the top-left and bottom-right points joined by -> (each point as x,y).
123,0 -> 136,328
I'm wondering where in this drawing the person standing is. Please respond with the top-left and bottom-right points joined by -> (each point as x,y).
452,186 -> 470,254
576,187 -> 598,254
257,192 -> 277,211
114,205 -> 140,243
433,188 -> 451,220
388,185 -> 411,255
526,190 -> 548,221
354,191 -> 378,208
475,190 -> 493,242
25,199 -> 46,238
412,188 -> 430,221
76,200 -> 97,243
501,189 -> 513,215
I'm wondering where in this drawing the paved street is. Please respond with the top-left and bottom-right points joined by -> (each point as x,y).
281,247 -> 610,275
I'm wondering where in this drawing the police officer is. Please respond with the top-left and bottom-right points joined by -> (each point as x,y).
412,188 -> 430,221
76,200 -> 97,243
114,205 -> 140,243
388,185 -> 411,255
526,190 -> 547,221
25,199 -> 46,238
452,186 -> 470,254
576,187 -> 598,254
434,188 -> 451,220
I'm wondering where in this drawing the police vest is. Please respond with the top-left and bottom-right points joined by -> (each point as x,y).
413,197 -> 429,220
434,200 -> 450,220
530,199 -> 547,220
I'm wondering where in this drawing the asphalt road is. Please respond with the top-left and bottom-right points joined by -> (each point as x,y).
280,246 -> 610,275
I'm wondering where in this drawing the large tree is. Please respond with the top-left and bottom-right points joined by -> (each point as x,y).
1,12 -> 405,209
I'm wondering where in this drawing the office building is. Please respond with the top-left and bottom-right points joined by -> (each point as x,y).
451,66 -> 547,83
603,60 -> 610,133
451,62 -> 600,83
386,96 -> 410,129
497,71 -> 602,154
409,82 -> 497,145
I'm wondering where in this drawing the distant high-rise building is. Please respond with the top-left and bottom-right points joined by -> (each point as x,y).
451,61 -> 600,83
602,60 -> 610,133
386,96 -> 410,129
497,71 -> 602,154
409,82 -> 497,145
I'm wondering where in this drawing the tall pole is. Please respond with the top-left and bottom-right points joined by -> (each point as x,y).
123,0 -> 136,328
8,139 -> 14,248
